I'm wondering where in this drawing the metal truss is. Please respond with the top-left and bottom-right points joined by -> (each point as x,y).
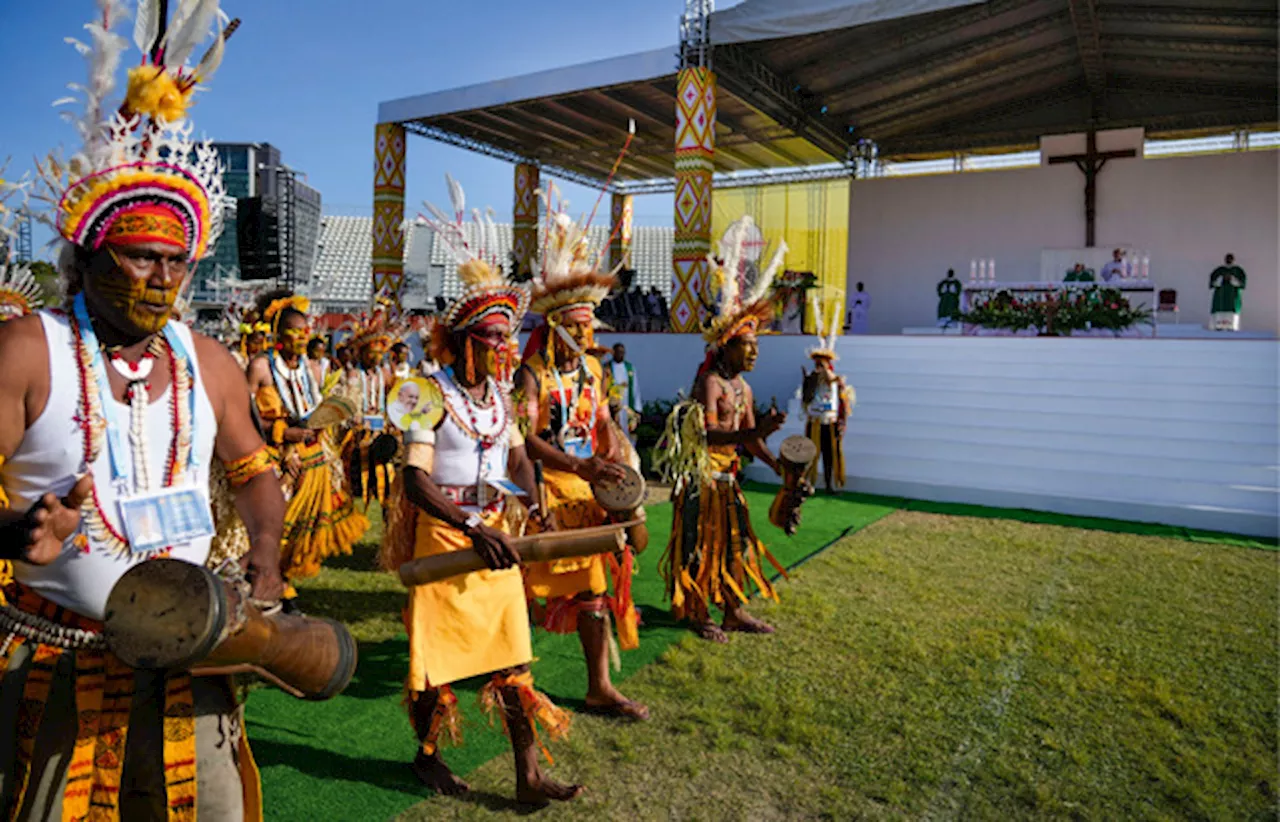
616,163 -> 853,196
714,44 -> 853,161
1067,0 -> 1108,110
403,122 -> 613,191
680,0 -> 714,69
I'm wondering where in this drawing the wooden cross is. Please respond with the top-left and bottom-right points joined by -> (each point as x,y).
1047,129 -> 1136,247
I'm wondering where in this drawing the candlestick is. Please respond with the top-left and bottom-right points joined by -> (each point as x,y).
970,260 -> 977,282
988,259 -> 996,281
979,259 -> 986,281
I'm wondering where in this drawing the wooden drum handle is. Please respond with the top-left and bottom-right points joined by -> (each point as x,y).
397,522 -> 633,588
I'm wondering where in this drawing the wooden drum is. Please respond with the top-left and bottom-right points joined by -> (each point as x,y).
398,523 -> 632,587
103,559 -> 358,702
769,435 -> 818,535
591,465 -> 650,554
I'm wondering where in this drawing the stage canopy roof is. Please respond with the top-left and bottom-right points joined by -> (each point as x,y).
378,0 -> 1278,190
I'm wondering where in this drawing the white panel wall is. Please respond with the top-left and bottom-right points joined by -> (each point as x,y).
596,333 -> 1278,537
848,150 -> 1279,335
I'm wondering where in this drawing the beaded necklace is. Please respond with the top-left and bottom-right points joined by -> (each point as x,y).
359,367 -> 385,417
440,368 -> 506,449
69,297 -> 194,557
270,351 -> 319,422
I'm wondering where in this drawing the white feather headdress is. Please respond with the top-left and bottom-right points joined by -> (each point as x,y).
702,215 -> 787,347
32,0 -> 233,263
806,288 -> 844,361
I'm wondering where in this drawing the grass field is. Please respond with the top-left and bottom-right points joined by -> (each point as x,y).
250,497 -> 1278,821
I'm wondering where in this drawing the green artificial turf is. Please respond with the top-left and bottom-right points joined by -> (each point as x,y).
397,511 -> 1279,821
247,488 -> 897,821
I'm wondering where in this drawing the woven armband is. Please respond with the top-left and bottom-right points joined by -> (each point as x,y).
404,442 -> 434,472
225,445 -> 276,489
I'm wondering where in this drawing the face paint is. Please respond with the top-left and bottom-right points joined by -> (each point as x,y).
361,341 -> 387,369
279,326 -> 310,357
89,246 -> 184,335
723,332 -> 759,374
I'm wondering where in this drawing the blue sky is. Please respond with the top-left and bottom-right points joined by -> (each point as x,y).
0,0 -> 726,255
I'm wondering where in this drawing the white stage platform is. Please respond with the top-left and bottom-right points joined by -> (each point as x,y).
707,335 -> 1276,539
901,325 -> 1276,340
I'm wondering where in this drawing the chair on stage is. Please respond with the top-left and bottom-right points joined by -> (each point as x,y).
1154,289 -> 1178,335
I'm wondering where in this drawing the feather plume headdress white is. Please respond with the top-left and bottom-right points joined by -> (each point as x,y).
0,167 -> 44,321
527,181 -> 618,318
806,288 -> 844,361
412,174 -> 530,333
702,215 -> 787,347
31,0 -> 234,262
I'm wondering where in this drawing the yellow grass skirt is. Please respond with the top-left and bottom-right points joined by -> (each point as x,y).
661,467 -> 787,624
279,437 -> 369,580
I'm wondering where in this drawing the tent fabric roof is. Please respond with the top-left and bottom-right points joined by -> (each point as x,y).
379,0 -> 1278,185
709,0 -> 984,44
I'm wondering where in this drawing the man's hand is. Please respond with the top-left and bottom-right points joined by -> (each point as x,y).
469,523 -> 521,570
246,556 -> 285,603
17,475 -> 94,565
284,427 -> 316,445
575,455 -> 626,485
755,409 -> 786,439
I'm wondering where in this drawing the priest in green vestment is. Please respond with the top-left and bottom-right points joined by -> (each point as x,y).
936,269 -> 962,326
1064,263 -> 1096,283
1209,253 -> 1247,331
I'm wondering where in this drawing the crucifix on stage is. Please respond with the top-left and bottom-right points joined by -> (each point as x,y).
1048,129 -> 1137,247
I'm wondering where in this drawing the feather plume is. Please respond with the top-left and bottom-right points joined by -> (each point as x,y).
746,239 -> 787,307
828,298 -> 843,349
164,0 -> 219,67
133,0 -> 161,54
809,292 -> 824,337
191,24 -> 225,82
447,174 -> 465,222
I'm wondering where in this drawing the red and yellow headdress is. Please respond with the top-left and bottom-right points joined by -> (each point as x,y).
806,288 -> 844,362
702,216 -> 787,348
262,294 -> 311,336
34,0 -> 235,263
344,295 -> 405,355
415,176 -> 530,339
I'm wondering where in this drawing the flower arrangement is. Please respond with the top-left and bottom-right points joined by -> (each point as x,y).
959,287 -> 1153,336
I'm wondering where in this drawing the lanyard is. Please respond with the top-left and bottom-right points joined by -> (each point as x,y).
73,293 -> 198,485
270,351 -> 317,421
550,361 -> 595,444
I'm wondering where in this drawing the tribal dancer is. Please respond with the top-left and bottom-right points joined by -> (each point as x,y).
514,188 -> 647,721
656,216 -> 789,643
247,291 -> 367,610
801,293 -> 855,493
1,5 -> 287,818
343,302 -> 398,505
382,183 -> 582,805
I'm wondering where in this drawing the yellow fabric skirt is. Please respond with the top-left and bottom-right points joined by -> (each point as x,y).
522,468 -> 608,601
405,510 -> 533,689
279,438 -> 369,581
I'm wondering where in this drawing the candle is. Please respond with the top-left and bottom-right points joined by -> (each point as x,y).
970,260 -> 977,282
988,259 -> 996,281
979,259 -> 986,281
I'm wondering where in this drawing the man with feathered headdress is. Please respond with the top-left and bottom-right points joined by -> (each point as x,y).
0,3 -> 289,819
340,296 -> 402,504
513,185 -> 649,721
654,216 -> 790,643
246,290 -> 368,612
801,290 -> 855,494
380,178 -> 584,805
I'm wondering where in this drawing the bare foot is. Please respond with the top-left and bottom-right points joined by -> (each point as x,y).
692,620 -> 729,643
722,611 -> 775,634
517,775 -> 585,807
411,752 -> 470,796
584,688 -> 650,720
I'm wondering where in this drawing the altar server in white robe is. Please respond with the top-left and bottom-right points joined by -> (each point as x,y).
849,282 -> 871,334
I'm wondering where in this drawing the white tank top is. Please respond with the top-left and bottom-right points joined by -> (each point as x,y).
429,371 -> 510,509
6,311 -> 217,620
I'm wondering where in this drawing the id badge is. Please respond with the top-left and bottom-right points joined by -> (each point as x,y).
118,486 -> 215,555
563,436 -> 593,460
488,478 -> 525,498
364,415 -> 385,431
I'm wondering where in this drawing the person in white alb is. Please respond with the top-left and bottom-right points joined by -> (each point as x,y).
1100,248 -> 1128,282
603,342 -> 642,442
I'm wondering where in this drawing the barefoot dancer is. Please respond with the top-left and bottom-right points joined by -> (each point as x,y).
802,292 -> 855,494
514,187 -> 648,721
1,5 -> 289,817
381,182 -> 583,805
657,216 -> 790,643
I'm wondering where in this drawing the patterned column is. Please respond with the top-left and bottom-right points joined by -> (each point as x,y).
512,162 -> 540,278
672,67 -> 716,333
372,122 -> 406,307
609,193 -> 633,270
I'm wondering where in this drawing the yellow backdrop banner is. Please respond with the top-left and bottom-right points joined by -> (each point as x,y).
711,179 -> 849,333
